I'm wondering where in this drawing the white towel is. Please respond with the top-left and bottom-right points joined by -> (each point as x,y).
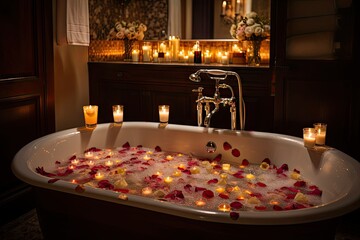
57,0 -> 90,46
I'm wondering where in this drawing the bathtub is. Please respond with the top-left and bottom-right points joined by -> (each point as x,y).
12,122 -> 360,239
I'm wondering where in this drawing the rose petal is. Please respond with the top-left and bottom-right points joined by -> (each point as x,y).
230,211 -> 239,220
202,190 -> 214,199
231,148 -> 240,157
213,154 -> 222,162
223,142 -> 232,150
230,201 -> 243,209
241,159 -> 249,166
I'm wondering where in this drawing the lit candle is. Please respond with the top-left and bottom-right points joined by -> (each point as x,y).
188,51 -> 194,63
221,54 -> 229,65
94,172 -> 104,180
143,155 -> 151,160
71,159 -> 79,165
222,1 -> 226,15
164,176 -> 173,184
303,128 -> 316,148
153,50 -> 158,62
132,49 -> 139,62
172,170 -> 182,177
165,51 -> 171,62
190,166 -> 200,174
313,123 -> 327,145
105,160 -> 113,167
142,187 -> 153,196
218,203 -> 231,212
216,187 -> 225,193
83,105 -> 98,128
112,105 -> 124,123
158,105 -> 170,123
166,155 -> 174,161
195,199 -> 206,207
178,50 -> 185,62
85,151 -> 93,158
246,173 -> 255,180
236,0 -> 241,14
88,160 -> 94,166
204,50 -> 211,64
142,45 -> 150,62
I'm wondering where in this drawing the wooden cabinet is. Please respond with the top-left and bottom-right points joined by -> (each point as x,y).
88,62 -> 274,132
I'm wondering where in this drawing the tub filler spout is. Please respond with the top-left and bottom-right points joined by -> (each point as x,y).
189,69 -> 245,130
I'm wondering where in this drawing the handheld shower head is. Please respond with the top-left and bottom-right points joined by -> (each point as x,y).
189,71 -> 201,82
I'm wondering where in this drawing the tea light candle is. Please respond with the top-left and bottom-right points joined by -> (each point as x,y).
164,176 -> 173,184
159,105 -> 170,123
71,159 -> 79,165
132,49 -> 139,62
303,128 -> 316,148
172,170 -> 182,177
195,199 -> 206,207
105,160 -> 113,167
142,45 -> 150,62
313,123 -> 327,145
112,105 -> 124,123
94,172 -> 104,180
221,54 -> 229,65
190,166 -> 200,174
166,155 -> 174,161
143,155 -> 151,161
216,187 -> 225,193
88,160 -> 94,166
83,105 -> 98,128
142,187 -> 153,196
218,203 -> 231,212
204,50 -> 211,64
85,151 -> 93,158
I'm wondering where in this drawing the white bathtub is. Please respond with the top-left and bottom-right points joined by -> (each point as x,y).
12,122 -> 360,239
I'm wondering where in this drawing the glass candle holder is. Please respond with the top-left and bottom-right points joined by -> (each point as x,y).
313,123 -> 327,145
303,128 -> 316,148
83,105 -> 98,128
159,105 -> 170,123
112,105 -> 124,124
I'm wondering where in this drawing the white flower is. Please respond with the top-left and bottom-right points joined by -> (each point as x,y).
230,11 -> 270,41
108,20 -> 147,41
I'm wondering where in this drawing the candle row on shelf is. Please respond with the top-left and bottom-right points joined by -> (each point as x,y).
83,104 -> 170,129
303,123 -> 327,148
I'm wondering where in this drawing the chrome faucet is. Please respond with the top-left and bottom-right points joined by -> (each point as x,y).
189,69 -> 245,130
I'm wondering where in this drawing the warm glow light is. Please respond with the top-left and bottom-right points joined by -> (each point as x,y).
143,155 -> 151,160
142,187 -> 153,195
88,160 -> 94,166
85,151 -> 93,158
222,163 -> 230,171
190,166 -> 200,174
216,187 -> 225,193
172,170 -> 182,177
246,173 -> 255,180
95,172 -> 104,180
105,160 -> 113,167
195,199 -> 206,207
71,159 -> 79,165
218,203 -> 231,212
166,155 -> 174,161
164,176 -> 173,184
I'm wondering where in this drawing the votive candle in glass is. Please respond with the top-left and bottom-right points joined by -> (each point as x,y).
159,105 -> 170,123
313,123 -> 327,145
303,128 -> 316,148
83,105 -> 98,128
112,105 -> 124,124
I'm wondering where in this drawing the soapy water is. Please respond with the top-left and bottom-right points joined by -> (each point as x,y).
36,144 -> 323,213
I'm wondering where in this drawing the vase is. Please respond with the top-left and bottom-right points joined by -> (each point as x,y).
123,39 -> 135,61
247,40 -> 262,66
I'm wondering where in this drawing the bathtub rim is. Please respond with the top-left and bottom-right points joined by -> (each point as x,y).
12,122 -> 360,225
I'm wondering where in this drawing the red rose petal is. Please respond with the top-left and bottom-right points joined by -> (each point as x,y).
213,154 -> 222,162
155,146 -> 162,152
241,159 -> 249,166
231,148 -> 240,157
202,190 -> 214,199
48,178 -> 60,183
219,193 -> 229,199
294,180 -> 306,187
273,205 -> 283,211
122,142 -> 130,149
207,178 -> 218,184
195,187 -> 206,192
223,142 -> 232,150
230,201 -> 243,209
75,184 -> 85,193
230,211 -> 239,220
256,182 -> 267,187
262,158 -> 271,164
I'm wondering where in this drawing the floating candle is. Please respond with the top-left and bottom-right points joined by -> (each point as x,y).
218,203 -> 231,212
88,160 -> 94,166
195,199 -> 206,207
85,151 -> 93,158
142,187 -> 153,196
164,176 -> 173,184
246,173 -> 255,180
190,166 -> 200,174
166,155 -> 174,161
71,159 -> 79,165
172,170 -> 182,177
143,155 -> 151,161
94,172 -> 104,180
105,160 -> 113,167
216,187 -> 225,193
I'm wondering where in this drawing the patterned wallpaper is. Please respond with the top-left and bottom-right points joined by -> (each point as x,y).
89,0 -> 168,40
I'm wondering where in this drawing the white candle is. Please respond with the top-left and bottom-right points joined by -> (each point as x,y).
142,45 -> 150,62
314,123 -> 327,145
204,51 -> 211,64
222,1 -> 226,15
112,105 -> 124,123
303,128 -> 316,148
159,105 -> 169,123
221,55 -> 229,65
94,172 -> 104,180
153,50 -> 158,62
164,176 -> 173,184
236,0 -> 241,14
132,49 -> 139,62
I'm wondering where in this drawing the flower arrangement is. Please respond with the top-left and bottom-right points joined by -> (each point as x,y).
108,20 -> 147,40
230,11 -> 270,41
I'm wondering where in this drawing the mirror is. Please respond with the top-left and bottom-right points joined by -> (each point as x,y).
172,0 -> 271,39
